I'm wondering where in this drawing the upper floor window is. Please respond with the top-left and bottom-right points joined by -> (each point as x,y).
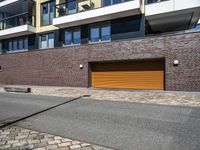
41,1 -> 55,26
90,23 -> 111,43
39,32 -> 54,49
67,0 -> 77,14
8,38 -> 28,52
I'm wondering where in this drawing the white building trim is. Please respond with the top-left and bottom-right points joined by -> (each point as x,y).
0,0 -> 19,8
0,25 -> 36,40
53,0 -> 141,28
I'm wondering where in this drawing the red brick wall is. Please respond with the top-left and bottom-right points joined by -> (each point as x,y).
0,32 -> 200,91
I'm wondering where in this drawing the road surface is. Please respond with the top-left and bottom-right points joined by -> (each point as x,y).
0,93 -> 200,150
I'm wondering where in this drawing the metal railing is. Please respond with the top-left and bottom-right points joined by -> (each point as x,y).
0,12 -> 35,31
55,0 -> 132,17
145,0 -> 169,4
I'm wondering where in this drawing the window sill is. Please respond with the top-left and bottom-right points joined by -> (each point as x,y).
39,47 -> 54,50
89,40 -> 111,44
63,44 -> 81,47
6,50 -> 28,54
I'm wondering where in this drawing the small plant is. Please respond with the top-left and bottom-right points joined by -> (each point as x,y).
58,7 -> 66,16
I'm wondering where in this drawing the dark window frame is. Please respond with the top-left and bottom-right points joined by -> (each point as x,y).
39,32 -> 54,49
41,0 -> 55,26
64,27 -> 81,46
89,22 -> 111,43
8,37 -> 28,52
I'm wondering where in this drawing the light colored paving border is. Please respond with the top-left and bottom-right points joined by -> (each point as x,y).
0,126 -> 114,150
0,85 -> 200,107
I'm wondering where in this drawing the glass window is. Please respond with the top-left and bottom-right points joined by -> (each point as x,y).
13,40 -> 18,51
24,38 -> 28,50
50,1 -> 54,24
9,41 -> 12,51
64,29 -> 80,46
0,13 -> 3,30
113,0 -> 121,4
90,23 -> 111,43
90,26 -> 100,43
42,4 -> 48,14
103,0 -> 122,6
42,5 -> 50,26
41,1 -> 55,26
101,24 -> 110,41
50,1 -> 54,12
40,33 -> 54,49
73,30 -> 81,45
146,0 -> 167,4
103,0 -> 111,6
18,39 -> 24,50
8,38 -> 28,52
65,31 -> 72,45
41,35 -> 48,49
48,33 -> 54,48
68,1 -> 76,14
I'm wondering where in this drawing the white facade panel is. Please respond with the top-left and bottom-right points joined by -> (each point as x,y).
53,0 -> 141,28
174,0 -> 200,10
145,0 -> 173,16
0,25 -> 36,40
0,0 -> 19,7
145,0 -> 200,16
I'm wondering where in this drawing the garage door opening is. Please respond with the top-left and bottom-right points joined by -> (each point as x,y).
90,59 -> 165,90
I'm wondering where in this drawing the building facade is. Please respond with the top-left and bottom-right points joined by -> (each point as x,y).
0,0 -> 200,91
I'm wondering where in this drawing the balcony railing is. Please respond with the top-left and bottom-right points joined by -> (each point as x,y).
0,12 -> 35,31
55,0 -> 132,17
145,0 -> 169,4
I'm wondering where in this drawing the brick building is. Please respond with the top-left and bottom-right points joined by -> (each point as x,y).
0,0 -> 200,91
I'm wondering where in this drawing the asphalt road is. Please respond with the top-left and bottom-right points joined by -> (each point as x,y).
0,93 -> 200,150
0,93 -> 73,127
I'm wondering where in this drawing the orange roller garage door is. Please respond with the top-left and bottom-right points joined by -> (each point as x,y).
91,59 -> 165,90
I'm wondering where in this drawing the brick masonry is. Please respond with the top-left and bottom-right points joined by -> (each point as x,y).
0,32 -> 199,91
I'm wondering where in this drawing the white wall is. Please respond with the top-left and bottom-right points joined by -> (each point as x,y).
53,0 -> 141,28
145,0 -> 200,16
0,0 -> 19,7
174,0 -> 200,11
145,0 -> 173,16
0,25 -> 36,40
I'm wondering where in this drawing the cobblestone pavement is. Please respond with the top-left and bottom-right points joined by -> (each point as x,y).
1,86 -> 200,107
0,126 -> 114,150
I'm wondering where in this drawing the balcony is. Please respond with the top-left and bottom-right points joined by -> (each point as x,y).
145,0 -> 200,33
0,0 -> 20,8
53,0 -> 143,28
0,13 -> 36,40
0,0 -> 36,39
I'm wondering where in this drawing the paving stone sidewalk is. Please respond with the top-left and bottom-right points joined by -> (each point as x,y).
1,86 -> 200,107
0,126 -> 114,150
